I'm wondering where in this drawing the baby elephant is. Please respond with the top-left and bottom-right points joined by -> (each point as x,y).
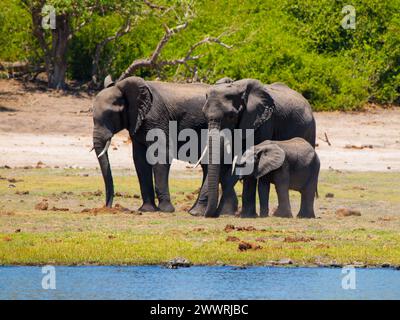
237,138 -> 320,218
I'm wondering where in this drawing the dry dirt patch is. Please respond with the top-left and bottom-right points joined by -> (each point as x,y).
1,79 -> 400,171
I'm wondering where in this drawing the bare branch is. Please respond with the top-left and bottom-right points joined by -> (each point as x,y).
92,17 -> 134,84
318,132 -> 332,146
183,35 -> 233,60
117,1 -> 231,82
25,0 -> 53,77
154,33 -> 233,73
118,22 -> 232,82
118,20 -> 189,81
150,22 -> 188,61
143,0 -> 167,11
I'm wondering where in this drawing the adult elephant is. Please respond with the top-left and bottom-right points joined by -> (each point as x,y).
93,75 -> 236,213
202,79 -> 316,218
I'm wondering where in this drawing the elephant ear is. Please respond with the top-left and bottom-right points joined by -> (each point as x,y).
116,77 -> 153,134
236,79 -> 275,131
254,143 -> 285,179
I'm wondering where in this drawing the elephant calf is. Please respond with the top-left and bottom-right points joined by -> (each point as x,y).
237,138 -> 320,218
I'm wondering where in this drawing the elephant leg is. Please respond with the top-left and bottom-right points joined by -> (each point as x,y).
153,163 -> 175,212
132,141 -> 158,212
297,172 -> 318,219
298,161 -> 319,218
297,189 -> 315,218
241,176 -> 257,218
189,164 -> 208,216
272,171 -> 292,218
216,165 -> 238,215
258,179 -> 270,217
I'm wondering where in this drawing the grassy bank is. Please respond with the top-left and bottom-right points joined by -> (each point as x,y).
1,168 -> 400,266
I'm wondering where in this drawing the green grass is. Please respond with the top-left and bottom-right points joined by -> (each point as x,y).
1,168 -> 400,266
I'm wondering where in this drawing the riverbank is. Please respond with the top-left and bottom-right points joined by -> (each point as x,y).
1,168 -> 400,267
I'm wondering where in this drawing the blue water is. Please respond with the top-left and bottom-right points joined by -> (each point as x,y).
0,266 -> 399,300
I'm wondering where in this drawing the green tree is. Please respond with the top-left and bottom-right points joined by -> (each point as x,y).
21,0 -> 140,89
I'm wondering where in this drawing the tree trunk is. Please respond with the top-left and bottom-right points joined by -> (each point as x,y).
48,57 -> 68,89
47,14 -> 70,89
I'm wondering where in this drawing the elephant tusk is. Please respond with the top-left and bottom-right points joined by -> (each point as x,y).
224,139 -> 232,154
231,155 -> 238,175
97,140 -> 111,158
194,145 -> 208,168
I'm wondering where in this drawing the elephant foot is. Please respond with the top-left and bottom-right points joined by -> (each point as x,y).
297,210 -> 315,219
259,207 -> 269,218
203,206 -> 220,218
272,207 -> 293,218
240,207 -> 257,218
158,200 -> 175,213
216,198 -> 238,216
138,202 -> 159,212
188,203 -> 207,217
205,212 -> 219,218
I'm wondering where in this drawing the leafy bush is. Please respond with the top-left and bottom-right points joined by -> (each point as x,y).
0,0 -> 34,61
1,0 -> 399,110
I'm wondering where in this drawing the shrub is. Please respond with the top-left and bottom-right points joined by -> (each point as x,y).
1,0 -> 398,110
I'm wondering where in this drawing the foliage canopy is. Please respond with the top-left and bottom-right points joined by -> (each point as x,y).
0,0 -> 399,110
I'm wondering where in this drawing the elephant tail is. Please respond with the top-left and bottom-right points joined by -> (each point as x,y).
309,152 -> 320,200
314,153 -> 320,199
308,117 -> 317,149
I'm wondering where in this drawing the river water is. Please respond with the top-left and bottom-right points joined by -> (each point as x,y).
0,266 -> 399,300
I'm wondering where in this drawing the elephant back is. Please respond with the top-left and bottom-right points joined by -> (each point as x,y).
265,83 -> 315,146
265,83 -> 310,109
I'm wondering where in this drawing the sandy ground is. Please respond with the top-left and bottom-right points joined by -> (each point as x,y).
1,79 -> 399,171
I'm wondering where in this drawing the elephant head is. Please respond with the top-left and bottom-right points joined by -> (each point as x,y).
237,142 -> 285,179
92,76 -> 153,207
202,79 -> 275,217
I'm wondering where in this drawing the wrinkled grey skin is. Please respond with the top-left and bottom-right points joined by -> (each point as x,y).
238,138 -> 320,218
93,76 -> 231,213
215,77 -> 234,85
202,79 -> 316,218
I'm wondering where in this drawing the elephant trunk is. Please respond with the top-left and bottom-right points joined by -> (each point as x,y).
205,121 -> 221,218
93,134 -> 114,208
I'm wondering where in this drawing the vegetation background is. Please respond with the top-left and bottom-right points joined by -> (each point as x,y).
0,0 -> 399,110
